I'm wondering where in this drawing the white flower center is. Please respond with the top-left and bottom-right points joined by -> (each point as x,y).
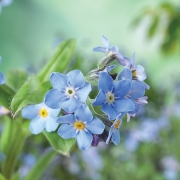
106,92 -> 115,104
65,87 -> 76,98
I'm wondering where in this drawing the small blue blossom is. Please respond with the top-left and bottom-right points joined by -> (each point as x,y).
125,53 -> 150,89
118,68 -> 145,121
22,102 -> 60,134
57,104 -> 105,150
106,114 -> 122,145
0,57 -> 5,85
45,69 -> 91,113
93,72 -> 135,120
93,35 -> 129,66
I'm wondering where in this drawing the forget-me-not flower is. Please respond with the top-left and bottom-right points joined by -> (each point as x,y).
45,69 -> 91,113
93,72 -> 135,120
22,102 -> 60,134
118,68 -> 145,121
106,114 -> 122,145
57,104 -> 105,150
93,35 -> 129,66
0,57 -> 5,85
125,53 -> 150,89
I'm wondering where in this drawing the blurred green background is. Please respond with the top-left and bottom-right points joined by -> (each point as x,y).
1,0 -> 180,180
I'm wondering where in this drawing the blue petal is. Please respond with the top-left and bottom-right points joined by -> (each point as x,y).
140,81 -> 150,90
29,117 -> 45,134
93,89 -> 106,106
66,70 -> 85,88
60,97 -> 80,113
50,72 -> 68,89
105,64 -> 117,73
48,108 -> 60,117
45,116 -> 59,132
128,100 -> 139,114
86,118 -> 105,134
58,124 -> 76,139
101,103 -> 118,120
93,46 -> 107,53
0,72 -> 5,85
114,79 -> 131,98
98,72 -> 113,93
56,114 -> 75,124
44,89 -> 64,109
130,81 -> 145,99
106,126 -> 113,144
74,104 -> 93,123
112,129 -> 120,145
118,68 -> 132,81
76,130 -> 92,150
131,52 -> 136,68
102,35 -> 109,47
76,82 -> 91,102
22,105 -> 39,119
109,46 -> 119,53
114,98 -> 135,112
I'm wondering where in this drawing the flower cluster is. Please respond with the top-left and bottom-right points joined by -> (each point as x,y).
21,35 -> 149,150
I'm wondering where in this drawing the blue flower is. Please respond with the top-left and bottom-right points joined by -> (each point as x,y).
0,57 -> 5,85
118,68 -> 146,120
0,0 -> 13,13
106,114 -> 122,145
0,72 -> 5,85
22,102 -> 60,134
125,53 -> 150,89
93,35 -> 129,66
45,69 -> 91,113
57,104 -> 105,150
93,72 -> 135,120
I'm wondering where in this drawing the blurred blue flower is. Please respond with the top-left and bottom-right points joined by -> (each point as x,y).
0,57 -> 5,85
22,102 -> 60,134
106,114 -> 122,145
93,35 -> 129,66
0,0 -> 12,13
93,72 -> 134,120
57,104 -> 105,150
45,69 -> 91,113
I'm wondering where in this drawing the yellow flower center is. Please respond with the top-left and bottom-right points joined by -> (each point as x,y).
114,120 -> 121,130
106,92 -> 115,104
65,87 -> 76,98
39,109 -> 48,118
132,70 -> 137,77
74,121 -> 85,130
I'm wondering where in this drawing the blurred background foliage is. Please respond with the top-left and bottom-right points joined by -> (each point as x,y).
0,0 -> 180,180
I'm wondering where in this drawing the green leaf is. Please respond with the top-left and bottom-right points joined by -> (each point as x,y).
11,78 -> 51,116
148,15 -> 159,38
1,118 -> 28,180
10,172 -> 20,180
0,116 -> 14,153
24,149 -> 56,180
11,38 -> 76,115
37,38 -> 76,82
0,84 -> 15,109
0,174 -> 6,180
6,69 -> 28,91
43,131 -> 75,156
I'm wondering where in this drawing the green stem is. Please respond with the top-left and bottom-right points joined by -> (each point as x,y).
86,98 -> 112,127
